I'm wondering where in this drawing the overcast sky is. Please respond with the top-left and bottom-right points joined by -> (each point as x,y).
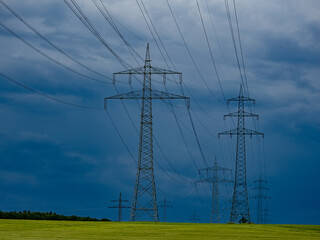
0,0 -> 319,224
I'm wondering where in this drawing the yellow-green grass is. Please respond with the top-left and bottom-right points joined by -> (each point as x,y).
0,219 -> 319,240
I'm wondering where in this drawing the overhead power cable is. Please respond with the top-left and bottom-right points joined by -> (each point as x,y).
64,0 -> 131,69
104,109 -> 138,165
0,0 -> 112,81
111,14 -> 145,42
140,1 -> 218,126
204,0 -> 229,68
0,72 -> 101,110
136,0 -> 200,171
1,71 -> 187,185
92,0 -> 143,64
0,21 -> 120,85
104,107 -> 188,185
138,0 -> 212,170
113,84 -> 190,184
165,0 -> 221,103
223,0 -> 245,89
68,0 -> 189,183
231,0 -> 249,96
195,0 -> 227,105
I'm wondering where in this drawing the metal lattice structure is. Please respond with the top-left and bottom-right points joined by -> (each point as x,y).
196,157 -> 232,223
189,212 -> 200,223
159,197 -> 172,222
108,192 -> 130,222
104,44 -> 189,222
252,178 -> 271,224
218,85 -> 264,223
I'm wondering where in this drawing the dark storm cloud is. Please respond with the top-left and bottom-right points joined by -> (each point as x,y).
0,0 -> 319,223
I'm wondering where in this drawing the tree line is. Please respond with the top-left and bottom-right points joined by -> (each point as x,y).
0,210 -> 110,221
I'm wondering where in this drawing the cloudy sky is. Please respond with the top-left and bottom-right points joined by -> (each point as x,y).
0,0 -> 319,224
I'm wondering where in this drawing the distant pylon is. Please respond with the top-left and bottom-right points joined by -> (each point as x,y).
189,212 -> 200,223
196,157 -> 232,223
159,197 -> 172,222
219,85 -> 264,223
105,44 -> 190,222
252,178 -> 271,224
108,192 -> 130,222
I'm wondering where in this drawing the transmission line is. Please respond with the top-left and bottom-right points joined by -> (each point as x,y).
165,0 -> 221,103
0,72 -> 101,110
0,21 -> 117,85
68,0 -> 192,184
64,0 -> 131,69
0,0 -> 112,81
92,0 -> 143,64
195,0 -> 227,104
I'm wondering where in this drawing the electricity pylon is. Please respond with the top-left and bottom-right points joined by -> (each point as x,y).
196,157 -> 232,223
159,197 -> 172,222
218,85 -> 264,223
189,212 -> 200,223
263,208 -> 272,224
109,192 -> 130,222
252,178 -> 271,224
104,43 -> 190,222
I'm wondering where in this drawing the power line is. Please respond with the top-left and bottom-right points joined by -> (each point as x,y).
165,0 -> 221,103
0,21 -> 117,85
195,0 -> 227,104
0,0 -> 112,81
223,0 -> 245,90
135,0 -> 202,172
137,1 -> 213,171
92,0 -> 144,64
64,0 -> 131,69
0,72 -> 101,110
71,0 -> 193,184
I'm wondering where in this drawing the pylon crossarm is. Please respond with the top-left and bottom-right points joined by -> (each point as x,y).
223,112 -> 259,120
114,67 -> 145,75
104,89 -> 190,108
227,96 -> 255,103
104,90 -> 143,108
105,90 -> 143,100
150,89 -> 189,100
218,128 -> 264,138
150,66 -> 181,75
243,128 -> 264,137
113,67 -> 181,76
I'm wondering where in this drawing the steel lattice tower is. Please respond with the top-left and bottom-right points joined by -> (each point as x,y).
105,44 -> 189,222
196,157 -> 232,223
189,212 -> 200,223
159,197 -> 172,222
252,178 -> 271,224
108,192 -> 130,222
218,85 -> 263,223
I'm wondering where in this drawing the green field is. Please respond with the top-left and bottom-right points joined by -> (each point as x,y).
0,220 -> 319,239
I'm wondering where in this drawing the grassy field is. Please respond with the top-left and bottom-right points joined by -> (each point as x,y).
0,220 -> 319,240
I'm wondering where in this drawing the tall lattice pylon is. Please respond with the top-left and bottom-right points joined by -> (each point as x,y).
196,157 -> 232,223
104,44 -> 190,222
252,178 -> 271,224
218,85 -> 264,223
108,192 -> 130,222
159,197 -> 172,222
